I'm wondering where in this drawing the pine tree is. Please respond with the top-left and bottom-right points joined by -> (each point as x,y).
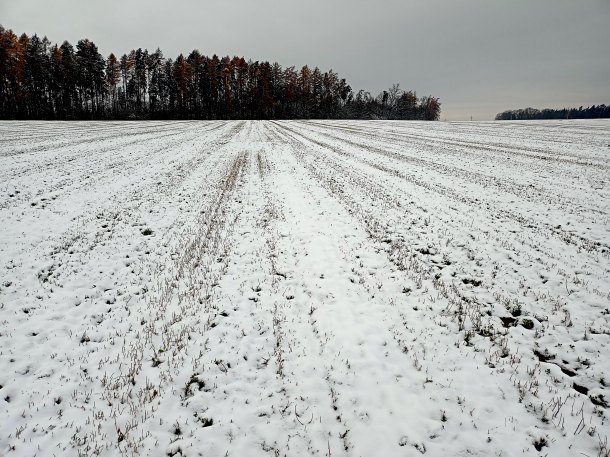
106,53 -> 120,115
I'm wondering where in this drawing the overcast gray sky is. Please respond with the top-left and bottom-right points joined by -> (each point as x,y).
1,0 -> 609,120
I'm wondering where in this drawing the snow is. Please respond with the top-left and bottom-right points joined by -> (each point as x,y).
0,119 -> 609,457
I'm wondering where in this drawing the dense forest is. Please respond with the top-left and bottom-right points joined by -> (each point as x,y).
0,26 -> 441,120
495,104 -> 610,120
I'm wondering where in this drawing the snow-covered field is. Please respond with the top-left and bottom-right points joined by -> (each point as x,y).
1,119 -> 609,457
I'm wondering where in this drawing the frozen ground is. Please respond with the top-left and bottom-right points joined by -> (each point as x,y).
0,119 -> 609,457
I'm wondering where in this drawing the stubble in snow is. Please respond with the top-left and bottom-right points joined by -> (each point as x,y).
0,119 -> 609,457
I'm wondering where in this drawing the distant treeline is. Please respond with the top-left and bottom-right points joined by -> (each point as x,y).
0,25 -> 440,121
495,104 -> 610,120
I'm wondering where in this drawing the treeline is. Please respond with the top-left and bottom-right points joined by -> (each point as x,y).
0,26 -> 440,120
495,104 -> 610,120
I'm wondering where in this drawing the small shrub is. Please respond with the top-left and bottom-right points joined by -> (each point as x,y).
533,436 -> 547,451
521,318 -> 534,330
